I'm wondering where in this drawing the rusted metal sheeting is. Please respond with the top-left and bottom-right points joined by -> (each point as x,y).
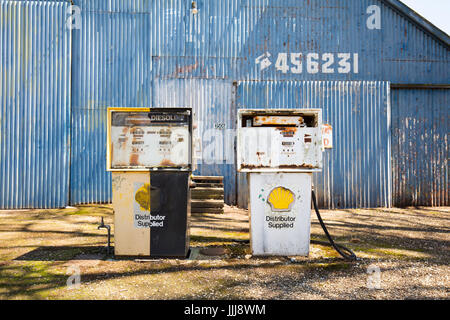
379,0 -> 449,84
236,81 -> 392,209
74,0 -> 448,84
148,0 -> 448,84
0,1 -> 71,209
391,88 -> 449,207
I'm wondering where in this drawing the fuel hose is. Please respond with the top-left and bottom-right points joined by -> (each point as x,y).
311,190 -> 358,261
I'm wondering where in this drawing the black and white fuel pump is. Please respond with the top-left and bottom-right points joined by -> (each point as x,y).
106,107 -> 193,258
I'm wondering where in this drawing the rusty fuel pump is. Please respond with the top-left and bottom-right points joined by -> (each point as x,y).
106,108 -> 193,258
237,109 -> 356,260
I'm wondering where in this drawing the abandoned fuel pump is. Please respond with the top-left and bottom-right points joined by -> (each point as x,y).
107,108 -> 193,258
237,109 -> 355,259
237,109 -> 323,256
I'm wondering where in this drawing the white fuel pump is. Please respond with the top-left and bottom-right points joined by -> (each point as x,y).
237,109 -> 356,260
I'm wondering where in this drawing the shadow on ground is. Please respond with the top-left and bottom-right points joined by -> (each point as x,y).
0,205 -> 448,299
15,246 -> 109,262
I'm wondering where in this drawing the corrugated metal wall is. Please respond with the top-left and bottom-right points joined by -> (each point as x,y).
153,79 -> 237,204
69,7 -> 153,204
379,0 -> 449,84
391,88 -> 449,207
73,0 -> 449,84
236,81 -> 392,209
0,1 -> 71,208
0,0 -> 448,208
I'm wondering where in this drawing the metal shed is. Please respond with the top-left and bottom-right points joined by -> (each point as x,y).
0,0 -> 448,209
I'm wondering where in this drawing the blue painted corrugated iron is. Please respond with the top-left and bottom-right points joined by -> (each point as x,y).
0,1 -> 71,208
391,88 -> 449,207
0,0 -> 448,208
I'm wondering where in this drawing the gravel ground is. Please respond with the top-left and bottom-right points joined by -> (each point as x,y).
0,205 -> 448,300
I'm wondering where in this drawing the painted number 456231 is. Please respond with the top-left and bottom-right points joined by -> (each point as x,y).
263,52 -> 359,74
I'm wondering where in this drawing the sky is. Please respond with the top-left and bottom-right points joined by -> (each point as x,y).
400,0 -> 450,35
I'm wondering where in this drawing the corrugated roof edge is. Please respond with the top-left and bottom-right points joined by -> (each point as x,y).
382,0 -> 450,48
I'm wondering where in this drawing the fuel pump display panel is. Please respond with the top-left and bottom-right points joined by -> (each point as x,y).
107,108 -> 192,171
239,127 -> 322,170
237,109 -> 323,172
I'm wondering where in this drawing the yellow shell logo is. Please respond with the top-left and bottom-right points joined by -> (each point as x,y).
135,183 -> 150,211
267,187 -> 295,212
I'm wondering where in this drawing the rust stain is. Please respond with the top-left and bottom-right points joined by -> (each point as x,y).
253,116 -> 305,126
279,164 -> 315,169
173,61 -> 199,76
277,127 -> 297,137
256,151 -> 265,161
241,164 -> 316,169
129,154 -> 140,166
160,159 -> 175,167
241,164 -> 263,169
128,119 -> 150,126
276,127 -> 297,133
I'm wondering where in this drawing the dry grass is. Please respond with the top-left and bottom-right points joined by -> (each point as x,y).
0,205 -> 448,300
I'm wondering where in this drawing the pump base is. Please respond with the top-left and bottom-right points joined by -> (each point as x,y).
249,172 -> 312,256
